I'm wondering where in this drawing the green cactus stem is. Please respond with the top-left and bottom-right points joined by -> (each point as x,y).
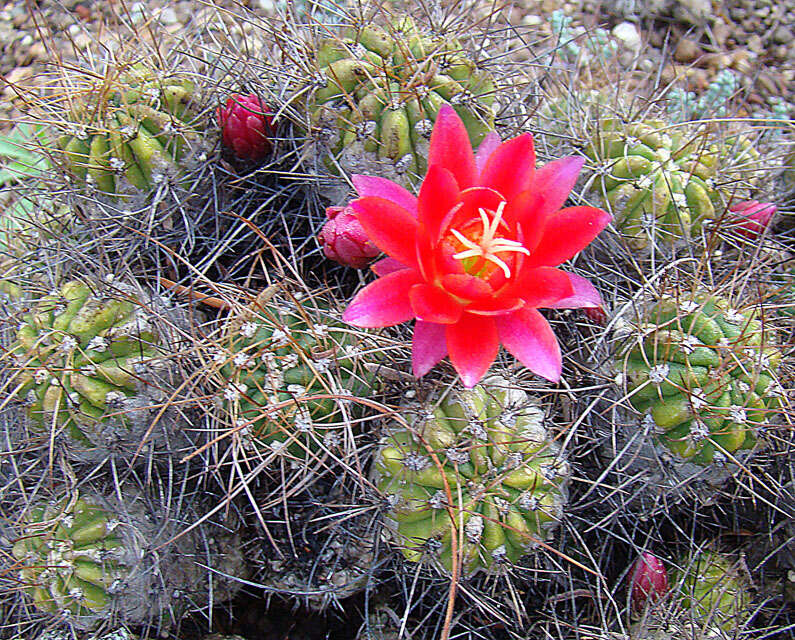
53,63 -> 204,199
307,15 -> 495,186
374,377 -> 569,575
620,294 -> 782,466
214,288 -> 378,459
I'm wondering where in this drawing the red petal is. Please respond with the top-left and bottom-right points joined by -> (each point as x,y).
351,197 -> 419,269
428,105 -> 477,191
478,133 -> 535,201
507,266 -> 575,308
503,190 -> 548,255
352,175 -> 418,217
412,320 -> 448,378
440,274 -> 493,301
496,308 -> 561,382
525,206 -> 612,267
418,165 -> 461,241
371,257 -> 405,276
448,186 -> 505,231
342,269 -> 421,328
475,131 -> 501,173
548,272 -> 602,309
409,284 -> 463,324
446,314 -> 499,388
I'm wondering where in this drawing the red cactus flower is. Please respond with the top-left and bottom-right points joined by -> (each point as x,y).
319,204 -> 380,269
630,552 -> 669,610
728,200 -> 776,239
342,105 -> 611,387
217,93 -> 274,161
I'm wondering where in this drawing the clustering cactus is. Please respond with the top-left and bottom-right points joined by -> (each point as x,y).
619,294 -> 781,466
672,549 -> 751,631
7,279 -> 186,462
586,119 -> 720,250
306,16 -> 495,186
374,378 -> 569,575
54,63 -> 204,199
213,288 -> 377,459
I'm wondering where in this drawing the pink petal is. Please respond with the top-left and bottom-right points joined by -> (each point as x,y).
515,156 -> 586,229
428,105 -> 477,191
409,283 -> 464,324
352,175 -> 418,217
466,297 -> 525,316
446,314 -> 499,388
496,307 -> 561,382
412,320 -> 448,378
418,165 -> 461,241
351,197 -> 419,269
475,131 -> 501,173
478,133 -> 535,201
441,273 -> 493,301
548,273 -> 602,309
343,269 -> 421,328
505,266 -> 574,308
525,206 -> 612,268
371,257 -> 405,276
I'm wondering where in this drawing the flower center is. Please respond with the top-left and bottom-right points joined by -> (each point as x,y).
449,201 -> 529,278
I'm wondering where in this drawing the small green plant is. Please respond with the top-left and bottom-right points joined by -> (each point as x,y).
619,294 -> 782,465
374,377 -> 569,575
550,10 -> 617,64
666,70 -> 737,122
0,123 -> 52,187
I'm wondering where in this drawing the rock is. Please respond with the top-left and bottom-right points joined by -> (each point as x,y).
522,15 -> 543,27
747,35 -> 764,55
772,26 -> 793,45
673,0 -> 712,25
674,37 -> 701,63
712,18 -> 730,47
613,22 -> 642,51
160,7 -> 178,25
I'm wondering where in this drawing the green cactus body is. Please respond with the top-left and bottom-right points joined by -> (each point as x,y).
374,378 -> 568,575
586,119 -> 723,250
673,550 -> 750,631
621,295 -> 782,466
54,64 -> 202,198
216,290 -> 376,457
308,16 -> 495,186
8,280 -> 173,459
12,496 -> 130,618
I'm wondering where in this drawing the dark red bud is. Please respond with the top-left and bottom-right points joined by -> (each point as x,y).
630,551 -> 668,609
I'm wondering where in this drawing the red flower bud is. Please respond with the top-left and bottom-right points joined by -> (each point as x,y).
318,205 -> 380,269
630,552 -> 668,609
583,305 -> 607,325
217,93 -> 273,161
727,200 -> 777,239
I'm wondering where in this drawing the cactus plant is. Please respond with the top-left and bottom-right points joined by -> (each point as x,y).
53,63 -> 204,199
619,294 -> 782,466
374,377 -> 569,575
213,288 -> 378,459
672,549 -> 751,631
11,488 -> 244,630
7,279 -> 188,462
306,15 -> 495,187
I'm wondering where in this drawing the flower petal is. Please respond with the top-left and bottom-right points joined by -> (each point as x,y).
412,320 -> 448,378
418,165 -> 461,241
343,269 -> 421,328
475,131 -> 501,173
428,105 -> 477,190
446,313 -> 499,388
496,307 -> 561,382
507,266 -> 575,308
531,156 -> 585,216
371,257 -> 405,276
409,284 -> 464,324
352,175 -> 418,217
524,206 -> 612,267
441,273 -> 493,301
503,189 -> 549,255
548,272 -> 602,309
478,133 -> 535,201
352,197 -> 420,269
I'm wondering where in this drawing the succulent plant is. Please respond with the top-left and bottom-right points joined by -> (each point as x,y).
217,93 -> 274,161
306,15 -> 495,187
213,287 -> 378,460
585,119 -> 720,250
374,377 -> 569,575
7,279 -> 188,463
11,488 -> 244,630
54,63 -> 204,199
672,549 -> 751,631
619,294 -> 782,466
